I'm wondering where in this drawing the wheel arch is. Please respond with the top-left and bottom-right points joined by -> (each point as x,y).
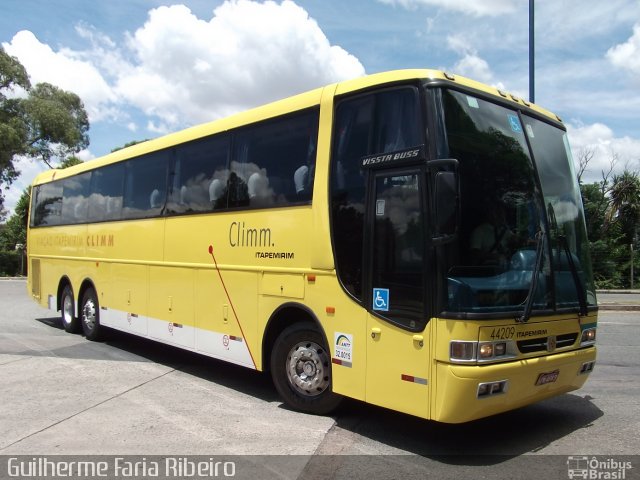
262,302 -> 329,372
78,278 -> 98,312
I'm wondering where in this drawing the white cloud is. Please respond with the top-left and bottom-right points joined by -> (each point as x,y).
607,23 -> 640,76
378,0 -> 516,17
115,1 -> 365,127
2,30 -> 118,123
1,0 -> 365,216
537,1 -> 640,48
3,1 -> 364,133
445,35 -> 507,90
567,122 -> 640,184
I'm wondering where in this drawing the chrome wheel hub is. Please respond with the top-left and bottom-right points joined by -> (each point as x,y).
286,341 -> 330,397
62,295 -> 74,326
83,299 -> 96,330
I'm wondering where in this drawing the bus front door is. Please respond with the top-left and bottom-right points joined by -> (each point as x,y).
365,170 -> 431,419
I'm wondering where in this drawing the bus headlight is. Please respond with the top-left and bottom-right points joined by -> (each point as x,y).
479,341 -> 509,360
580,328 -> 596,346
479,343 -> 494,358
450,341 -> 476,362
451,340 -> 515,363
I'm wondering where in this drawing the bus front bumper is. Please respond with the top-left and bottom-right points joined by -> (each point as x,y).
433,346 -> 597,423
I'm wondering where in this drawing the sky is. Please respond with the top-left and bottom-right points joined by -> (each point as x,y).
2,0 -> 640,215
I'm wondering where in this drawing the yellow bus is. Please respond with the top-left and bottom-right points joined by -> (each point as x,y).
27,69 -> 597,423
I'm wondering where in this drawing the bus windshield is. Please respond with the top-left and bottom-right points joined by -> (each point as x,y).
438,89 -> 596,317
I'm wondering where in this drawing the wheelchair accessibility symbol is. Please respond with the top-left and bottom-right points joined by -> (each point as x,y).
373,288 -> 389,311
508,114 -> 522,134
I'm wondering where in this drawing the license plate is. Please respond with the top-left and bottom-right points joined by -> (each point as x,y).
535,370 -> 560,386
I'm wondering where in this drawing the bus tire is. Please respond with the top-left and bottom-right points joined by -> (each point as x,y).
80,288 -> 102,341
270,322 -> 342,415
60,284 -> 80,333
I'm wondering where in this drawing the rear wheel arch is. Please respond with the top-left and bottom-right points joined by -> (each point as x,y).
78,279 -> 98,309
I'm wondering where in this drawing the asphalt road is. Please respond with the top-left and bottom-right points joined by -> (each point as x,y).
1,279 -> 638,479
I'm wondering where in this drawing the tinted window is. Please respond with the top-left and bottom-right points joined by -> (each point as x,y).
61,172 -> 91,224
168,135 -> 229,213
372,172 -> 425,327
87,163 -> 125,222
331,87 -> 423,300
439,90 -> 548,315
122,151 -> 169,219
225,109 -> 319,209
32,181 -> 63,226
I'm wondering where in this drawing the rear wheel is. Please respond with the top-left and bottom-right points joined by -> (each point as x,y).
81,288 -> 102,341
60,285 -> 80,333
270,322 -> 342,415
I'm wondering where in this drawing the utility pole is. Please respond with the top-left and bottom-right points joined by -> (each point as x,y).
529,0 -> 535,103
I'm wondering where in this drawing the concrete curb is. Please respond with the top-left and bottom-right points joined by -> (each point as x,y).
598,304 -> 640,311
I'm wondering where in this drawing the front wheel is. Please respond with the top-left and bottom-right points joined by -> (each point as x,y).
270,322 -> 342,415
60,285 -> 80,333
81,288 -> 103,341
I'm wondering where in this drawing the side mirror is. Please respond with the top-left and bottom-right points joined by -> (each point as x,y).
428,159 -> 459,243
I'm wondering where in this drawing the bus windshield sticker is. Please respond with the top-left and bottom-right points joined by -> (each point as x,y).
373,288 -> 389,311
508,114 -> 522,134
526,123 -> 535,138
466,96 -> 479,109
376,200 -> 385,216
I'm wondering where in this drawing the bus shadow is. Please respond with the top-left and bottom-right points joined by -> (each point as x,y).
32,318 -> 280,403
331,393 -> 603,461
35,316 -> 65,330
100,327 -> 280,403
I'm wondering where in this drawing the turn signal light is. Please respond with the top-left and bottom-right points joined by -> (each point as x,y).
580,328 -> 596,346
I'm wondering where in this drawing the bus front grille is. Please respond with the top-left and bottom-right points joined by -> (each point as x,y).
517,333 -> 578,354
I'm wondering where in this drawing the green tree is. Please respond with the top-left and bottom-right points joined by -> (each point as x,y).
0,47 -> 89,210
580,165 -> 640,288
0,156 -> 84,276
111,139 -> 150,152
0,187 -> 29,251
607,170 -> 640,246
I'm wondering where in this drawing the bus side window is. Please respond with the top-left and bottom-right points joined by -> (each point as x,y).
32,181 -> 63,226
87,163 -> 124,222
122,151 -> 169,220
229,109 -> 319,209
169,134 -> 229,213
330,86 -> 424,301
61,172 -> 91,225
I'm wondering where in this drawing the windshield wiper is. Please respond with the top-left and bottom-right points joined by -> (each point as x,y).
517,230 -> 545,323
559,234 -> 588,317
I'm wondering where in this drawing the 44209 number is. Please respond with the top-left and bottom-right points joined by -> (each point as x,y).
490,326 -> 515,340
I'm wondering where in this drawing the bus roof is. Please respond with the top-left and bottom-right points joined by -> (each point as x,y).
32,68 -> 561,186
